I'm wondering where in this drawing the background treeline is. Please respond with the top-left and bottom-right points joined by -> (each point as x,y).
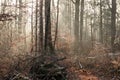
0,0 -> 120,55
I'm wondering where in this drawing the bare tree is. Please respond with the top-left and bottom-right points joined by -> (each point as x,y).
111,0 -> 116,52
99,0 -> 103,43
80,0 -> 84,48
54,0 -> 60,47
39,0 -> 43,52
45,0 -> 55,53
35,0 -> 38,52
71,0 -> 80,52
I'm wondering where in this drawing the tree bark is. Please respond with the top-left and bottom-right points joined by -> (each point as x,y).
45,0 -> 55,54
111,0 -> 116,52
99,0 -> 103,43
80,0 -> 84,48
54,0 -> 59,47
31,0 -> 34,52
35,0 -> 38,52
18,0 -> 22,34
39,0 -> 43,52
74,0 -> 80,52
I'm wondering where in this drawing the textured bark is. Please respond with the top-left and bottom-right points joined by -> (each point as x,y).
80,0 -> 84,48
80,0 -> 84,41
39,0 -> 43,52
45,0 -> 54,53
31,0 -> 34,52
35,0 -> 38,52
99,0 -> 103,43
74,0 -> 80,52
91,17 -> 93,48
54,0 -> 59,47
111,0 -> 116,52
18,0 -> 22,34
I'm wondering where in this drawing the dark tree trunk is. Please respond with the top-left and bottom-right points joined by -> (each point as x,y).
54,0 -> 59,47
45,0 -> 54,54
111,0 -> 116,52
39,0 -> 43,52
31,0 -> 34,52
35,0 -> 38,52
80,0 -> 84,49
99,0 -> 103,43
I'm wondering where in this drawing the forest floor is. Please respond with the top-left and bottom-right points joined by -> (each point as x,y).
56,42 -> 120,80
62,56 -> 99,80
0,43 -> 120,80
58,52 -> 120,80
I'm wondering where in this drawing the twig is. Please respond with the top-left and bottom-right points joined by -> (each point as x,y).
71,0 -> 76,4
10,73 -> 21,80
78,61 -> 83,69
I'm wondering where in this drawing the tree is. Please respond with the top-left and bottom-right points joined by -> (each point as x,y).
99,0 -> 103,43
31,0 -> 34,52
80,0 -> 84,48
111,0 -> 116,52
54,0 -> 60,47
18,0 -> 22,34
39,0 -> 43,52
45,0 -> 55,53
71,0 -> 80,52
35,0 -> 38,52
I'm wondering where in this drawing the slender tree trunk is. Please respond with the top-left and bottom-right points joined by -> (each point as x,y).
54,0 -> 59,47
69,0 -> 72,35
31,0 -> 34,52
91,17 -> 93,48
111,0 -> 116,52
99,0 -> 103,43
15,0 -> 18,39
80,0 -> 84,48
93,0 -> 96,41
74,0 -> 80,52
23,22 -> 27,51
84,13 -> 88,40
35,0 -> 38,52
18,0 -> 22,34
39,0 -> 43,52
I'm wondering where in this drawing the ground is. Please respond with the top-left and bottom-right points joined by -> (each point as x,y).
0,43 -> 120,80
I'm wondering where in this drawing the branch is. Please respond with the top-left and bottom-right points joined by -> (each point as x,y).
106,0 -> 119,17
106,0 -> 112,11
71,0 -> 75,4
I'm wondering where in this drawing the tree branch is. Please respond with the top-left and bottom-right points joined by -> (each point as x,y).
106,0 -> 112,11
71,0 -> 75,4
106,0 -> 119,17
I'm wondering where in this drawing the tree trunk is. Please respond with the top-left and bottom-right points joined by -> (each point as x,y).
18,0 -> 22,34
74,0 -> 80,52
31,0 -> 34,52
35,0 -> 38,52
91,17 -> 93,48
54,0 -> 59,47
80,0 -> 84,49
111,0 -> 116,52
39,0 -> 43,52
99,0 -> 103,43
45,0 -> 55,54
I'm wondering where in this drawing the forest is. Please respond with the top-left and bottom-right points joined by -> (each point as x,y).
0,0 -> 120,80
